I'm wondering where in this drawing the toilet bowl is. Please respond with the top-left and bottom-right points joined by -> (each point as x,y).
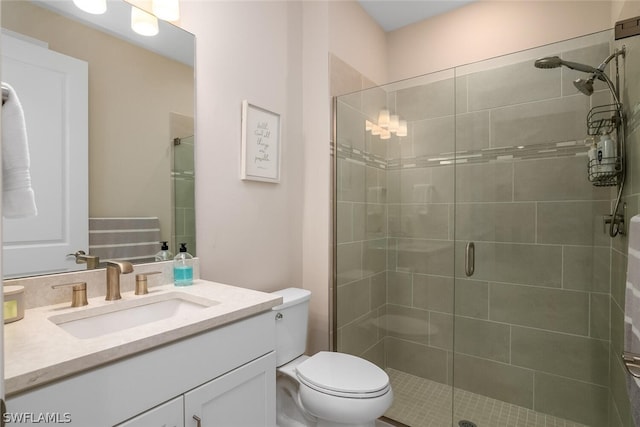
272,288 -> 393,427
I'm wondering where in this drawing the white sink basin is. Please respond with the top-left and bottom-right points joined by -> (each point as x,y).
49,292 -> 218,339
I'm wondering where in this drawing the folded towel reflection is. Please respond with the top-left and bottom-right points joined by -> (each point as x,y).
1,82 -> 37,218
625,215 -> 640,425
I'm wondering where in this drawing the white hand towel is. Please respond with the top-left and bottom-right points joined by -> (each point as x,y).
625,215 -> 640,425
2,82 -> 37,218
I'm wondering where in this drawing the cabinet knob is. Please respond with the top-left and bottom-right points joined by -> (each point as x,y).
192,415 -> 202,427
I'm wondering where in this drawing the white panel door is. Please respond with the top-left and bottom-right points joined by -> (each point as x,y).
184,353 -> 276,427
1,33 -> 88,277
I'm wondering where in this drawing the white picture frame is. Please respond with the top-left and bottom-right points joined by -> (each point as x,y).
240,100 -> 281,183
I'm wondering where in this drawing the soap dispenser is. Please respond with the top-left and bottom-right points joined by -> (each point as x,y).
173,243 -> 193,286
155,241 -> 173,261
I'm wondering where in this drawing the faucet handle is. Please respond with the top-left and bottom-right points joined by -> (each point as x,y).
67,250 -> 87,258
67,251 -> 100,269
52,282 -> 88,307
106,260 -> 134,274
135,271 -> 162,295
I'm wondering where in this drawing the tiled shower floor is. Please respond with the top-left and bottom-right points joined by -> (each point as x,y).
385,368 -> 588,427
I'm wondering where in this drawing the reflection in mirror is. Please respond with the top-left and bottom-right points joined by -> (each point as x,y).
1,0 -> 195,278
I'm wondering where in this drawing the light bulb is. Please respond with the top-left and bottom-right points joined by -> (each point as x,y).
73,0 -> 106,14
152,0 -> 180,21
378,110 -> 390,128
389,115 -> 400,133
397,120 -> 408,137
365,120 -> 374,131
131,7 -> 159,36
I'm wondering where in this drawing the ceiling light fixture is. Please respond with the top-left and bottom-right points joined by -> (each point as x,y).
388,114 -> 400,133
366,110 -> 408,139
131,7 -> 159,37
152,0 -> 180,22
396,120 -> 408,137
72,0 -> 107,15
378,109 -> 390,128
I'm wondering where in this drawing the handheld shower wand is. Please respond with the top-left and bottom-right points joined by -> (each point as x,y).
533,56 -> 598,74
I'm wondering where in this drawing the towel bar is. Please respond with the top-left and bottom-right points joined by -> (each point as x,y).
623,351 -> 640,378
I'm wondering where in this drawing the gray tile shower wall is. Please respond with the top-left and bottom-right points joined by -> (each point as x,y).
333,31 -> 633,427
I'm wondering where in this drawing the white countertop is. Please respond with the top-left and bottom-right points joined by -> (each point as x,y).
4,280 -> 282,396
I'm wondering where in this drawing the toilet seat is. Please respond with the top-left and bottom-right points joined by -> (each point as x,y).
296,352 -> 390,398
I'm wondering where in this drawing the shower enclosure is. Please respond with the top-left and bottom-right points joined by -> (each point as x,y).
334,30 -> 624,427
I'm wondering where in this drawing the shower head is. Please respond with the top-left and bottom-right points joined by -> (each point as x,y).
534,56 -> 598,74
573,76 -> 595,96
534,56 -> 563,69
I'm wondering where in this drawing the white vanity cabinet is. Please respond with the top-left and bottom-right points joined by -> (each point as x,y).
119,353 -> 275,427
6,311 -> 276,427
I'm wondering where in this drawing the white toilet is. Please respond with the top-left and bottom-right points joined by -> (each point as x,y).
272,288 -> 393,427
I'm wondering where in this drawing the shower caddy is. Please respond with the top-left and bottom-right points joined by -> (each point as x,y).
584,46 -> 626,237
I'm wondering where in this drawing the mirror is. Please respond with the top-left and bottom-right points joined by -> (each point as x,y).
1,0 -> 195,278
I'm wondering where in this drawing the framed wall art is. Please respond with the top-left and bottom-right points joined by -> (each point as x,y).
241,100 -> 281,183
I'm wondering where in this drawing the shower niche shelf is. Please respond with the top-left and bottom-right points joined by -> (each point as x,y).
586,103 -> 624,187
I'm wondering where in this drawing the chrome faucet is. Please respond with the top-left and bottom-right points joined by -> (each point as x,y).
105,261 -> 133,301
67,250 -> 100,270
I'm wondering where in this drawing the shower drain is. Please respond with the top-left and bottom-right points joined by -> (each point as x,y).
458,421 -> 478,427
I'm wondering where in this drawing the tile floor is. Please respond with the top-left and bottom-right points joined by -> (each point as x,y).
384,368 -> 589,427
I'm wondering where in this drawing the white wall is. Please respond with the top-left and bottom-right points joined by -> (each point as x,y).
180,1 -> 303,292
386,1 -> 614,82
301,1 -> 331,354
328,1 -> 388,86
613,0 -> 640,25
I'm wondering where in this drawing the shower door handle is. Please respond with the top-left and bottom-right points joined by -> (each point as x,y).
465,242 -> 475,277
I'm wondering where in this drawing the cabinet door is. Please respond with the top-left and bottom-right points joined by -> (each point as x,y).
116,396 -> 183,427
184,352 -> 275,427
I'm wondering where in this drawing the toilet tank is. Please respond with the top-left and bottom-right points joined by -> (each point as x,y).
271,288 -> 311,367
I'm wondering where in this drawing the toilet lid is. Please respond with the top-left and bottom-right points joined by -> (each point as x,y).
295,352 -> 390,397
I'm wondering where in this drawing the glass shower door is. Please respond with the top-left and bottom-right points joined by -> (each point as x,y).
451,31 -> 612,427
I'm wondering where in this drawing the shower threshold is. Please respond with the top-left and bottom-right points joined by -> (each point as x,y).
385,368 -> 588,427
